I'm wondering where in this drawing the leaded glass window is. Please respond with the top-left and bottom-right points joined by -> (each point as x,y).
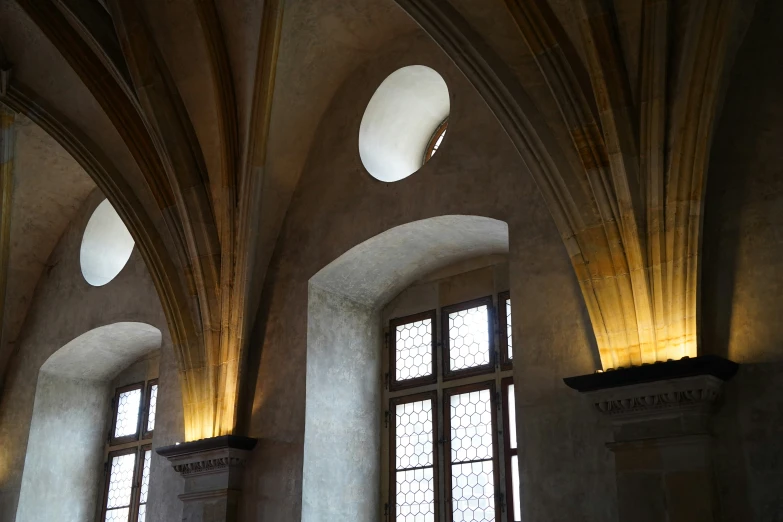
390,311 -> 436,390
137,447 -> 151,522
111,384 -> 143,444
447,386 -> 496,522
105,450 -> 137,522
442,298 -> 494,378
103,380 -> 158,521
385,292 -> 517,522
391,394 -> 437,522
503,379 -> 520,522
498,291 -> 513,366
143,380 -> 158,439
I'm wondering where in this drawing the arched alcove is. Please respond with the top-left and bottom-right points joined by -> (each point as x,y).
16,323 -> 161,522
303,215 -> 508,522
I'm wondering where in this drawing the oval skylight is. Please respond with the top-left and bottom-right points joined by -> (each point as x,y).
80,199 -> 135,286
359,65 -> 450,182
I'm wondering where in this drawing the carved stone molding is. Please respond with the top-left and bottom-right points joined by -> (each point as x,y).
588,375 -> 724,418
565,356 -> 738,442
172,455 -> 247,477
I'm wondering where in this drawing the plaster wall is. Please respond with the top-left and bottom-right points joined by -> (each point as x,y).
0,189 -> 184,521
0,114 -> 97,386
15,327 -> 161,522
15,373 -> 109,522
242,29 -> 616,522
303,286 -> 381,522
702,0 -> 783,519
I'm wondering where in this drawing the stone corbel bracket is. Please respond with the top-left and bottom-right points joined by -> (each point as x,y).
170,451 -> 250,477
564,355 -> 739,442
157,435 -> 257,520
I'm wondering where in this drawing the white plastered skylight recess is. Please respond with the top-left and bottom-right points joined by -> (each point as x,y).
79,199 -> 135,286
359,65 -> 450,182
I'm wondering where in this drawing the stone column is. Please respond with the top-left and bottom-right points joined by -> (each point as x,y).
157,435 -> 257,522
565,356 -> 738,522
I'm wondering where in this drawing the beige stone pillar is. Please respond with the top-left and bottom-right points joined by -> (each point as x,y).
157,435 -> 257,522
565,356 -> 738,522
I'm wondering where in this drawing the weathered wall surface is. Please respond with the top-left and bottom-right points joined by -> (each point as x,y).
302,286 -> 380,522
15,373 -> 108,522
703,0 -> 783,520
0,115 -> 97,389
0,189 -> 183,521
242,29 -> 616,522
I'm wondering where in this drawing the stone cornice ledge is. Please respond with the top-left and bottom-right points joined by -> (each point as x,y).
157,435 -> 257,457
563,356 -> 739,419
563,355 -> 738,392
156,435 -> 257,477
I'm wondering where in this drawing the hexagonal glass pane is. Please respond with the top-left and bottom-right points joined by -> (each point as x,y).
395,399 -> 434,470
395,318 -> 433,382
114,389 -> 141,439
447,305 -> 490,372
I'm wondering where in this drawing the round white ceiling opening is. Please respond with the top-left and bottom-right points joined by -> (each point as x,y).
359,65 -> 450,182
80,199 -> 135,286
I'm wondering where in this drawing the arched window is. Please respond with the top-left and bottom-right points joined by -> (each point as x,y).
15,323 -> 161,522
303,216 -> 510,522
423,119 -> 448,164
382,261 -> 520,522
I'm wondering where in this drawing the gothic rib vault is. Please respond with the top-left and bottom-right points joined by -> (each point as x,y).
0,0 -> 760,443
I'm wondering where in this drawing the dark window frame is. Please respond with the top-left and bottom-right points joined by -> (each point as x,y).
443,380 -> 500,522
502,377 -> 519,522
389,390 -> 440,522
142,379 -> 159,440
389,310 -> 438,391
101,446 -> 141,522
498,291 -> 513,369
109,382 -> 144,446
441,296 -> 496,381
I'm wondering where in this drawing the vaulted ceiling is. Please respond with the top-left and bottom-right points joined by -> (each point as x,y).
0,0 -> 760,438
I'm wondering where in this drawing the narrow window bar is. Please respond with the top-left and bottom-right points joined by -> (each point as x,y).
142,380 -> 158,440
136,446 -> 152,522
498,291 -> 513,367
502,378 -> 520,522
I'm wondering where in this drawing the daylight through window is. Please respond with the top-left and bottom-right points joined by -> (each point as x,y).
424,120 -> 448,164
102,379 -> 158,522
385,292 -> 518,522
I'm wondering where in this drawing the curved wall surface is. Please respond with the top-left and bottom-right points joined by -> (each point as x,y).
0,190 -> 183,522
